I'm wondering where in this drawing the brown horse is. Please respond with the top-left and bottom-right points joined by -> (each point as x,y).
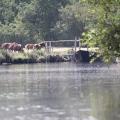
38,42 -> 46,48
25,44 -> 35,50
15,44 -> 23,52
9,42 -> 23,52
8,42 -> 16,51
25,43 -> 44,50
1,43 -> 12,50
34,44 -> 41,49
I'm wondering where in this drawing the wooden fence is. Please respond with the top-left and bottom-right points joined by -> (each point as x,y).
44,38 -> 82,55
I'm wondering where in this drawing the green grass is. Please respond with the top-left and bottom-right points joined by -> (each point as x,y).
0,49 -> 68,64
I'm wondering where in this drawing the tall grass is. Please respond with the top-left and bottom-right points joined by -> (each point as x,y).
0,48 -> 69,64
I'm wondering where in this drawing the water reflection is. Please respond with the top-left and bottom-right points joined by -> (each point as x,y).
90,84 -> 120,120
0,63 -> 120,120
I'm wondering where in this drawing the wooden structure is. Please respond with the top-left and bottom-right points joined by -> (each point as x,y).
44,39 -> 81,55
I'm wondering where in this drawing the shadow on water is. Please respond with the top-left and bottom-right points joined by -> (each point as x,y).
0,63 -> 120,120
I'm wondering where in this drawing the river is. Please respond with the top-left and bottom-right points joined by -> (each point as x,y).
0,63 -> 120,120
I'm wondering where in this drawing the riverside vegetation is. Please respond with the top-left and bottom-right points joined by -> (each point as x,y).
0,0 -> 119,63
0,49 -> 70,64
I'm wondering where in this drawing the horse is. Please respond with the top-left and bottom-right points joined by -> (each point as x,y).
25,43 -> 44,50
34,44 -> 41,50
39,42 -> 46,48
11,43 -> 22,52
9,42 -> 23,52
25,44 -> 35,50
1,43 -> 12,50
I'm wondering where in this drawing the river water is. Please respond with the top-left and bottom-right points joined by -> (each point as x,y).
0,63 -> 120,120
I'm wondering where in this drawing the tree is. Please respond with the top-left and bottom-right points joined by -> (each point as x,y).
23,0 -> 69,41
81,0 -> 120,62
54,1 -> 88,40
0,0 -> 33,44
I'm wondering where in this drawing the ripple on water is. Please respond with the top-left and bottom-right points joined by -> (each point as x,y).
1,107 -> 10,111
0,63 -> 119,120
31,105 -> 42,109
15,116 -> 25,120
17,107 -> 28,111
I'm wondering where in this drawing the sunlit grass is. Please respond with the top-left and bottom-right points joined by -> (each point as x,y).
0,48 -> 68,64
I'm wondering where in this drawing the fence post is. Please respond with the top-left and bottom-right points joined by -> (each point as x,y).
79,38 -> 81,50
87,45 -> 89,51
74,37 -> 77,53
49,41 -> 52,54
45,42 -> 48,53
72,37 -> 77,61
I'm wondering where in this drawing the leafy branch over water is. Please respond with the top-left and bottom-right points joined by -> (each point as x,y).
81,0 -> 120,62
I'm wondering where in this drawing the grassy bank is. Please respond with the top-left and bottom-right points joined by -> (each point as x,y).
0,48 -> 105,65
0,49 -> 70,65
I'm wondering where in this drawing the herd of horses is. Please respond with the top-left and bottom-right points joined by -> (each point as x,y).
0,42 -> 46,52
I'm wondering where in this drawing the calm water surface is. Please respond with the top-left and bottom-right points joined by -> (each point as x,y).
0,63 -> 120,120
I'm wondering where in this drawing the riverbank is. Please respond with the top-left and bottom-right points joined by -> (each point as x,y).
0,49 -> 106,65
0,49 -> 70,65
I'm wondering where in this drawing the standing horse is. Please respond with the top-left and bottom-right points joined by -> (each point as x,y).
25,43 -> 44,50
25,44 -> 35,50
34,44 -> 41,50
1,43 -> 12,50
9,42 -> 23,52
39,42 -> 46,48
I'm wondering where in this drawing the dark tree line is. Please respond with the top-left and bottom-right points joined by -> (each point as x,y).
0,0 -> 85,44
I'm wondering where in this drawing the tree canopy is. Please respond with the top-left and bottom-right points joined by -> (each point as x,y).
81,0 -> 120,62
0,0 -> 120,61
0,0 -> 85,43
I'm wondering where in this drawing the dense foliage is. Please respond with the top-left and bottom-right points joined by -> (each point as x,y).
81,0 -> 120,62
0,0 -> 86,44
0,0 -> 120,61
